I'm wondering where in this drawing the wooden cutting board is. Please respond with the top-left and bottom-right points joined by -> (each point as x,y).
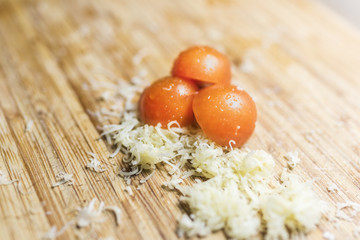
1,0 -> 360,239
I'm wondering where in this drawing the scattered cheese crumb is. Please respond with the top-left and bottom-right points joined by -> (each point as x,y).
0,170 -> 18,186
139,171 -> 155,184
99,91 -> 112,101
42,222 -> 73,240
284,151 -> 301,169
76,198 -> 105,227
327,183 -> 340,193
125,178 -> 131,185
86,152 -> 106,173
25,120 -> 34,132
262,171 -> 326,240
132,48 -> 149,65
42,226 -> 58,240
323,231 -> 335,240
304,132 -> 314,143
163,173 -> 185,192
124,186 -> 133,196
206,28 -> 222,41
335,201 -> 360,222
163,171 -> 188,194
239,58 -> 255,73
51,172 -> 74,188
177,214 -> 211,237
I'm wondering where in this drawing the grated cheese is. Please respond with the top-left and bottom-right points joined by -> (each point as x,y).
139,170 -> 155,184
42,226 -> 57,240
163,175 -> 184,192
124,186 -> 134,196
51,172 -> 74,188
76,198 -> 106,227
43,198 -> 122,239
125,178 -> 131,185
86,152 -> 106,173
177,214 -> 212,237
109,145 -> 121,158
239,58 -> 255,73
163,171 -> 187,194
99,91 -> 112,101
335,201 -> 360,222
284,151 -> 301,169
101,112 -> 190,171
42,222 -> 73,240
0,170 -> 18,186
132,48 -> 149,65
103,111 -> 325,239
304,132 -> 314,143
323,231 -> 335,240
179,176 -> 261,239
25,120 -> 34,132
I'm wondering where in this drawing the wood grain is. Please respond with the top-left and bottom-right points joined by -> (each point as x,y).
1,0 -> 360,239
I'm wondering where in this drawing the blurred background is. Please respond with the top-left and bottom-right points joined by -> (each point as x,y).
321,0 -> 360,28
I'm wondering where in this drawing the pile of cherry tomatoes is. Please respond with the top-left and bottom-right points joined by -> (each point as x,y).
139,46 -> 257,148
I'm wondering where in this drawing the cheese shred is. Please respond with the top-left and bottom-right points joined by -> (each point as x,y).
284,151 -> 301,169
51,172 -> 74,188
86,152 -> 106,173
0,170 -> 18,186
76,198 -> 106,227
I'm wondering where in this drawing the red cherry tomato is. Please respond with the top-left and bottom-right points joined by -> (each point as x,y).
171,46 -> 231,86
193,85 -> 257,148
139,76 -> 199,128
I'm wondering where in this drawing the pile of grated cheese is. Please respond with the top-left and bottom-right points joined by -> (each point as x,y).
102,111 -> 326,239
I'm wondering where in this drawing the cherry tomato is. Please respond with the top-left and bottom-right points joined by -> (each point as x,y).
171,46 -> 231,86
193,85 -> 257,148
139,76 -> 199,128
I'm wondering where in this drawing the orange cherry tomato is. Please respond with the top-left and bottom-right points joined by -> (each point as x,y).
171,46 -> 231,86
139,76 -> 199,128
193,85 -> 257,148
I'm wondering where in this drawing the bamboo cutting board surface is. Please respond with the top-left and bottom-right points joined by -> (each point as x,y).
1,0 -> 360,239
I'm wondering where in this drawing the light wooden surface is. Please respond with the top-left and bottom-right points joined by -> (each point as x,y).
1,0 -> 360,239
